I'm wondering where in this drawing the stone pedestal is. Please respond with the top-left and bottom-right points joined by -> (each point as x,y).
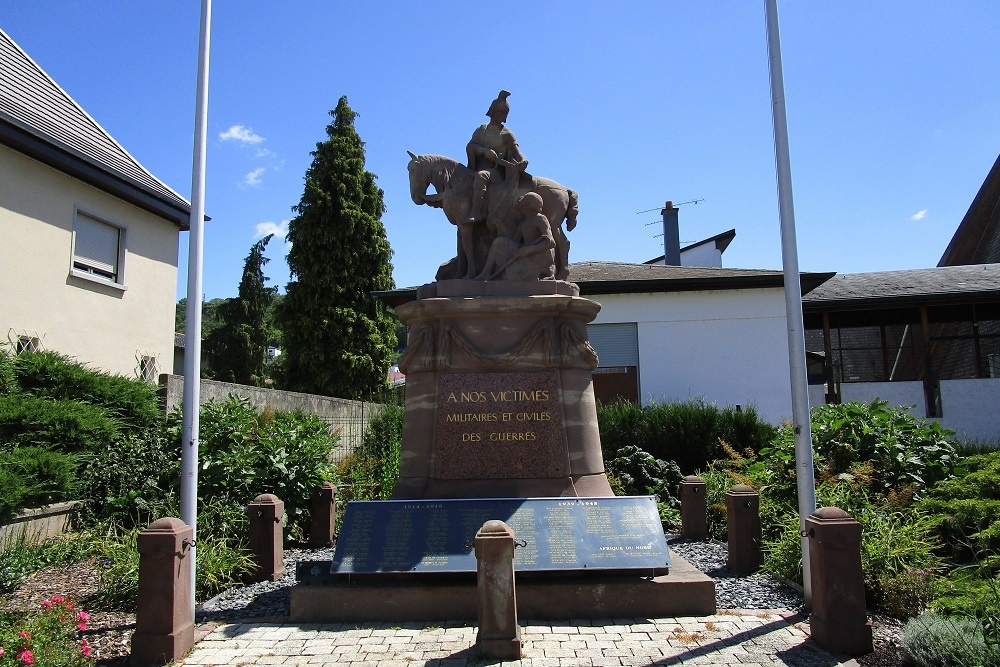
807,507 -> 873,656
131,517 -> 194,666
247,494 -> 285,582
475,520 -> 521,660
680,476 -> 708,541
393,280 -> 612,498
309,483 -> 336,547
726,485 -> 761,573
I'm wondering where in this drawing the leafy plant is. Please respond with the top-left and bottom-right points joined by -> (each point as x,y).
165,396 -> 338,536
0,596 -> 93,666
902,612 -> 1000,666
606,445 -> 682,508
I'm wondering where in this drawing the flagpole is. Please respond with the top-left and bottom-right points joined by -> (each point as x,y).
181,0 -> 212,615
763,0 -> 817,607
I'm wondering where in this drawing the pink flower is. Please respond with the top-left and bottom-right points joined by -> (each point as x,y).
0,646 -> 5,657
78,622 -> 88,631
41,600 -> 52,608
77,611 -> 90,622
81,640 -> 92,658
51,595 -> 64,603
17,631 -> 30,640
17,649 -> 34,665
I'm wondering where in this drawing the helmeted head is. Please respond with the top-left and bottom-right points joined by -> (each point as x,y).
486,90 -> 511,123
517,191 -> 543,213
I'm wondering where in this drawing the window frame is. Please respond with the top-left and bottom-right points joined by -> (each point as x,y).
69,207 -> 128,291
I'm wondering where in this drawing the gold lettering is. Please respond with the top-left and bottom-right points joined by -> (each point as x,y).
447,392 -> 457,403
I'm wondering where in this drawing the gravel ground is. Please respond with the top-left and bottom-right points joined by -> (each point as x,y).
197,536 -> 803,622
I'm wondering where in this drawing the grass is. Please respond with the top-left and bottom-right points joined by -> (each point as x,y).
0,532 -> 93,593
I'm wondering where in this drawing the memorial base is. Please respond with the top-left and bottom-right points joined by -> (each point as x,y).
289,555 -> 715,622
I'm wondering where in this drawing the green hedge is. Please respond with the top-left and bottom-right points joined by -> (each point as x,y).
12,351 -> 162,433
0,447 -> 77,521
597,399 -> 777,475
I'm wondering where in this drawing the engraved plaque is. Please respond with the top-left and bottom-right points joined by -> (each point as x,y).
331,497 -> 671,576
434,371 -> 567,479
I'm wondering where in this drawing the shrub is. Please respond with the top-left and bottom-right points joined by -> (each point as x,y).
12,350 -> 162,434
75,432 -> 177,528
165,396 -> 339,536
0,394 -> 119,455
598,399 -> 776,475
605,445 -> 681,508
0,596 -> 93,666
0,350 -> 15,396
807,399 -> 958,496
902,612 -> 1000,666
0,447 -> 77,520
357,402 -> 404,497
919,452 -> 1000,561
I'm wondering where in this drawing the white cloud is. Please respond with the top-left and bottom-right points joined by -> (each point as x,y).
220,124 -> 264,144
910,209 -> 928,221
255,147 -> 275,158
255,220 -> 289,240
242,167 -> 266,187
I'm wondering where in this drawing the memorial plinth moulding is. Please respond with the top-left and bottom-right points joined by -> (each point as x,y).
393,279 -> 613,499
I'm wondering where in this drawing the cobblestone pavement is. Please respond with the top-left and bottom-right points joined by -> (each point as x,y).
177,611 -> 859,666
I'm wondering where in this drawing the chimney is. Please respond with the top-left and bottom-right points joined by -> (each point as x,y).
662,201 -> 680,266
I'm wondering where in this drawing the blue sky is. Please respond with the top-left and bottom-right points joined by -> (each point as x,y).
5,2 -> 999,301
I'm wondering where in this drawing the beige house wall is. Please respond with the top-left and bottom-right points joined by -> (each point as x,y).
0,145 -> 179,378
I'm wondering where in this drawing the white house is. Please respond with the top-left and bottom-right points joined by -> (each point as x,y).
0,28 -> 190,379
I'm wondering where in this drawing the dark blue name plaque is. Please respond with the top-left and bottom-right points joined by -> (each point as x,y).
330,496 -> 670,576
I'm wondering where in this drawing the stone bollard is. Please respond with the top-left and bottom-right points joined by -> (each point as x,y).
474,520 -> 521,660
680,475 -> 708,541
309,482 -> 337,547
807,507 -> 873,656
726,485 -> 762,573
131,517 -> 194,666
247,493 -> 285,582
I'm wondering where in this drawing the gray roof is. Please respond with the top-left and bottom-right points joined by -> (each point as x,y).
803,264 -> 1000,308
0,28 -> 190,228
570,260 -> 833,295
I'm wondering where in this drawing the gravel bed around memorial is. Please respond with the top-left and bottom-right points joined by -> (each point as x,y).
667,535 -> 804,611
196,537 -> 802,622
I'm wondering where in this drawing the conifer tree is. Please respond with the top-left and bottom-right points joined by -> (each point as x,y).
278,97 -> 396,399
206,234 -> 277,385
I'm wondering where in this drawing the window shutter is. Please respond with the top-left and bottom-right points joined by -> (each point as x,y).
74,213 -> 120,276
587,323 -> 639,368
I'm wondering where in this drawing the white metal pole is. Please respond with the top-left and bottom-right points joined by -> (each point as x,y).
181,0 -> 212,615
763,0 -> 817,607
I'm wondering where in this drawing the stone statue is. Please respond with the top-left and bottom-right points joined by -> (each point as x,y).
407,91 -> 577,282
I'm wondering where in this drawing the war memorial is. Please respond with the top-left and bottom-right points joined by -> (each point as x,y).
290,91 -> 715,623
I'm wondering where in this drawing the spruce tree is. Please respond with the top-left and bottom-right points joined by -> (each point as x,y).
205,234 -> 278,385
278,96 -> 396,399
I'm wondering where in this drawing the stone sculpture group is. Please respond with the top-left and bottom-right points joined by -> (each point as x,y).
407,90 -> 578,282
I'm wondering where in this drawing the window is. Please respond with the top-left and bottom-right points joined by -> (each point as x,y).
71,210 -> 126,286
136,354 -> 158,383
14,335 -> 41,355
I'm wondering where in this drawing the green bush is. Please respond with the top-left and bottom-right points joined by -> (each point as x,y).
12,350 -> 162,434
902,612 -> 1000,666
165,396 -> 339,536
356,402 -> 404,497
807,399 -> 958,495
605,445 -> 681,508
0,394 -> 120,455
0,595 -> 93,666
597,398 -> 776,475
0,349 -> 16,396
0,447 -> 77,521
919,452 -> 1000,561
75,432 -> 177,527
